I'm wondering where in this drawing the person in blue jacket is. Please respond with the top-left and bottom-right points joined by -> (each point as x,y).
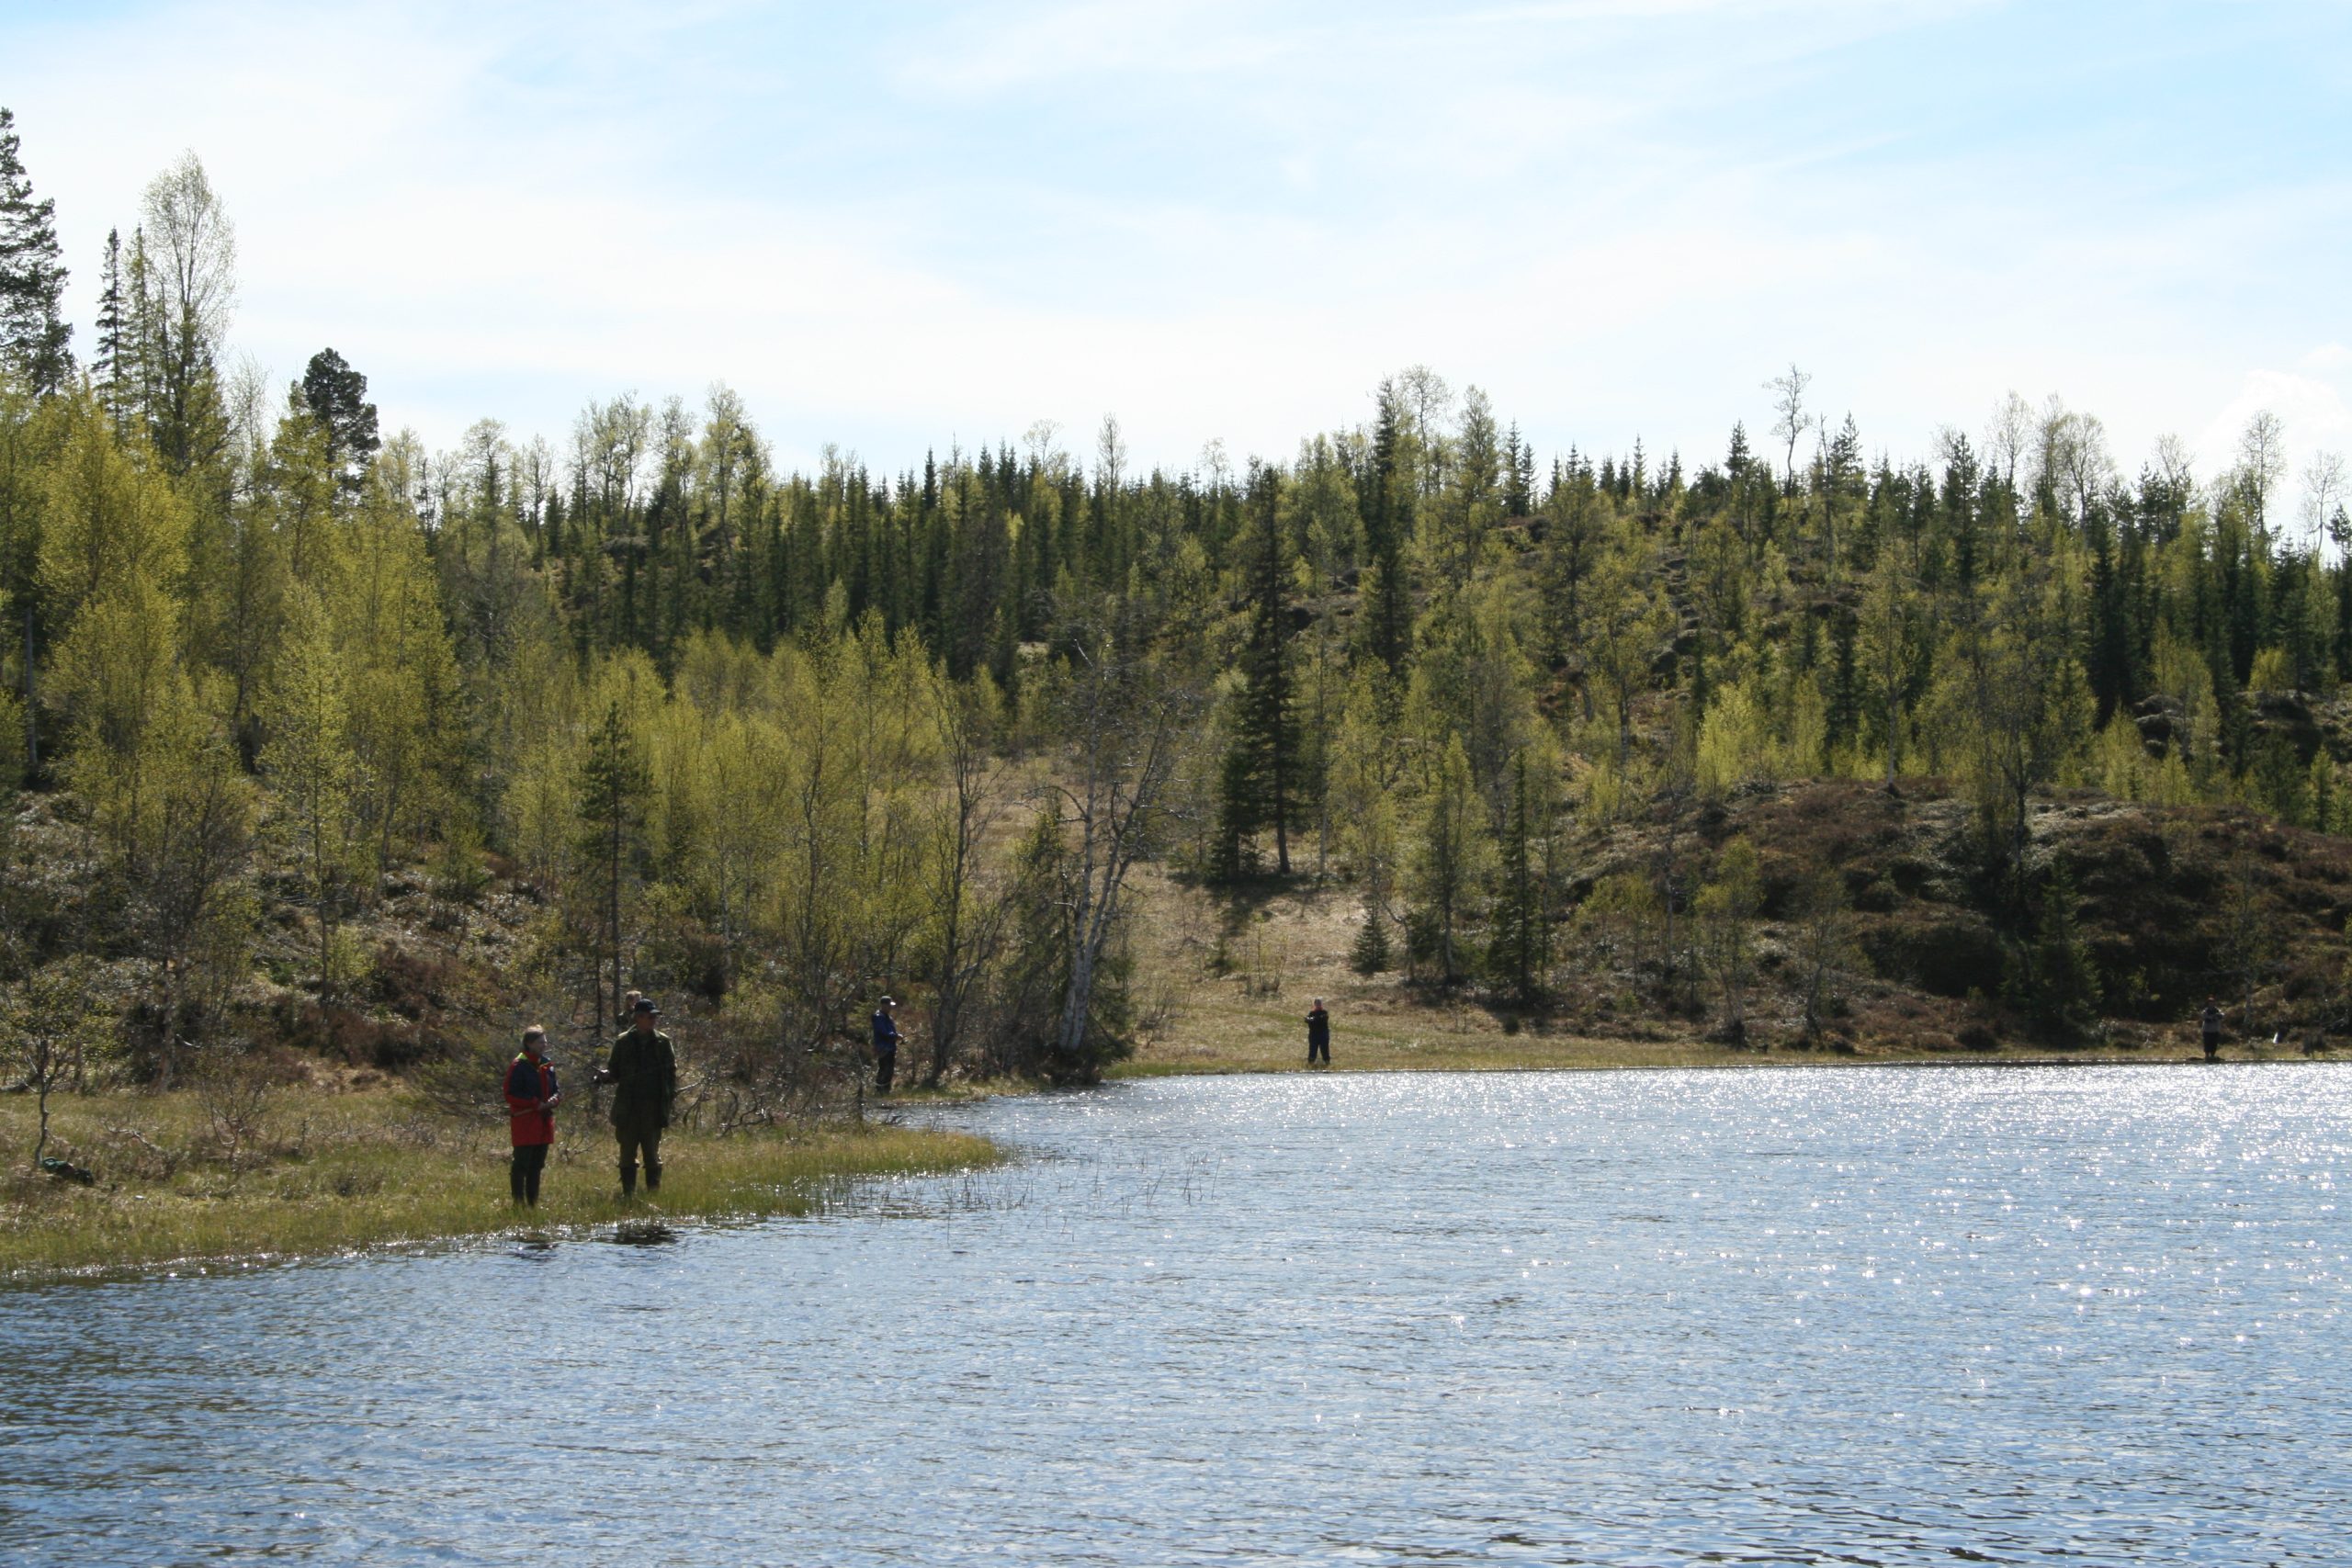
872,996 -> 902,1095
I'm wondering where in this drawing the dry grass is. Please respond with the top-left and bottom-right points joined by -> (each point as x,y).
0,1078 -> 997,1281
1117,868 -> 2205,1077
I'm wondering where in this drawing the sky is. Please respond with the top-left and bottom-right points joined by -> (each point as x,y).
4,0 -> 2348,513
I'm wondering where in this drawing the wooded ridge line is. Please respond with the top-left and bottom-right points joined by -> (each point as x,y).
5,125 -> 2350,1114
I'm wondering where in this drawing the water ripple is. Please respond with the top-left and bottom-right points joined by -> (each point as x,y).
2,1065 -> 2346,1564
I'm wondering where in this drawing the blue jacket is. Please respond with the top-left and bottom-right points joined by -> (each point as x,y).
872,1010 -> 900,1050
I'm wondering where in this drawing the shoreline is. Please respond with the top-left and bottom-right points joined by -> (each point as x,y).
12,1044 -> 2333,1281
1114,1049 -> 2345,1078
1,1084 -> 999,1285
1106,975 -> 2336,1077
1109,1022 -> 2336,1078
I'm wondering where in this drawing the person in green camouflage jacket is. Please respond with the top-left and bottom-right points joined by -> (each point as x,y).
595,996 -> 677,1196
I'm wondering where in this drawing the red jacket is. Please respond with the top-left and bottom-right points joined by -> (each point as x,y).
504,1054 -> 559,1147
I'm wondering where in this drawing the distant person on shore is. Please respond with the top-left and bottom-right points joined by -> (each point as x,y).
872,996 -> 901,1095
1306,998 -> 1331,1066
503,1026 -> 560,1207
596,997 -> 676,1197
2200,998 -> 2224,1062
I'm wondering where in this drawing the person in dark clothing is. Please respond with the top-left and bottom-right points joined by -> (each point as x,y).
595,997 -> 677,1196
1306,998 -> 1331,1066
872,996 -> 901,1095
503,1026 -> 560,1206
2200,998 -> 2224,1062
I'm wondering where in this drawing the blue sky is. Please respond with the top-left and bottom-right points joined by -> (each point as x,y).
5,0 -> 2347,503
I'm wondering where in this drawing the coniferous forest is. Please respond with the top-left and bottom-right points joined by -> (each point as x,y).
7,121 -> 2352,1100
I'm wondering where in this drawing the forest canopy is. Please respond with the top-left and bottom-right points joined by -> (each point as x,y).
5,119 -> 2351,1089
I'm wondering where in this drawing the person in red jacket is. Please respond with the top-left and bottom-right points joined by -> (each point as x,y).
504,1025 -> 560,1206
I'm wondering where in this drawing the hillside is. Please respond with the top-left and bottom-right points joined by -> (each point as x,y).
1127,779 -> 2352,1070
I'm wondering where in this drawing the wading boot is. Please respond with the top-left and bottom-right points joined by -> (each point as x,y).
619,1162 -> 637,1198
644,1161 -> 662,1194
510,1164 -> 528,1204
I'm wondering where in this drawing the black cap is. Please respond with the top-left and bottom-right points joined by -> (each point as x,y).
634,997 -> 660,1015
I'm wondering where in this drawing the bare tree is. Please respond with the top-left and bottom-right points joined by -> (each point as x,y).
2152,432 -> 2197,494
1396,365 -> 1454,494
2237,409 -> 2289,534
2219,841 -> 2275,1042
2035,398 -> 2112,526
1023,418 -> 1064,473
1696,839 -> 1760,1044
1792,869 -> 1858,1045
2301,449 -> 2346,557
139,152 -> 237,474
1984,389 -> 2033,497
1766,363 -> 1814,489
1197,435 -> 1232,494
1035,596 -> 1207,1075
1094,412 -> 1126,496
5,957 -> 109,1168
922,671 -> 1011,1086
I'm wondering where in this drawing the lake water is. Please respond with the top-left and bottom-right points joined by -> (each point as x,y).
3,1066 -> 2346,1565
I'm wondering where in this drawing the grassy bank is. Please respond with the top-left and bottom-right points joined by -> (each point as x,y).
1113,991 -> 2195,1076
0,1081 -> 997,1281
1118,868 -> 2260,1077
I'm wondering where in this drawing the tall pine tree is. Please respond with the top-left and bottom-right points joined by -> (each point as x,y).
1218,467 -> 1301,875
0,108 -> 74,395
300,347 -> 380,497
93,229 -> 126,429
1358,382 -> 1414,675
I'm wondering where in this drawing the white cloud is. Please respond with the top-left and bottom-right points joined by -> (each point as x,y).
3,0 -> 2345,494
2195,369 -> 2352,519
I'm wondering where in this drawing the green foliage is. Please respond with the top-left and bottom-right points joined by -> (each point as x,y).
298,347 -> 379,495
17,127 -> 2352,1069
1000,805 -> 1135,1082
2007,863 -> 2103,1039
1350,899 -> 1393,975
1487,750 -> 1550,1000
0,108 -> 74,397
261,585 -> 363,998
1695,837 -> 1762,1042
1216,468 -> 1303,877
573,699 -> 650,1029
1408,735 -> 1492,985
1790,868 -> 1860,1044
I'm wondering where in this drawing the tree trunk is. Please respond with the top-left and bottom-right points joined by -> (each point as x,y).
21,599 -> 35,773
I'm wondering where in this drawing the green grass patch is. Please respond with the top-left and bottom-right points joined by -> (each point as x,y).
0,1083 -> 999,1282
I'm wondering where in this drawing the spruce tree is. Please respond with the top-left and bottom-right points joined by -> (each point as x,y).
575,701 -> 650,1032
93,230 -> 125,428
1488,750 -> 1547,1000
2014,862 -> 2101,1039
0,108 -> 74,395
1351,895 -> 1393,974
1218,468 -> 1299,876
1408,735 -> 1489,985
1358,382 -> 1415,675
